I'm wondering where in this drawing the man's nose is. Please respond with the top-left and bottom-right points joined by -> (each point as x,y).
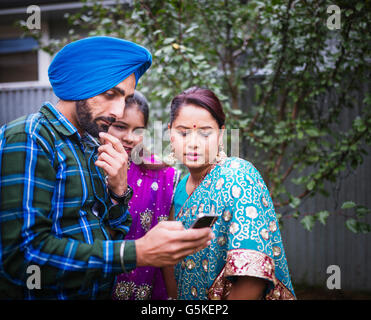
109,99 -> 125,119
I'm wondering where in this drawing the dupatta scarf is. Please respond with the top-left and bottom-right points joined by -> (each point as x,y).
174,157 -> 295,300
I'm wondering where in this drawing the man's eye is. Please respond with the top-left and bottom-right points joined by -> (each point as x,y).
105,91 -> 115,98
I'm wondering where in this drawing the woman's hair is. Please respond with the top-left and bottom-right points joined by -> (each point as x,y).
169,86 -> 226,128
125,90 -> 149,127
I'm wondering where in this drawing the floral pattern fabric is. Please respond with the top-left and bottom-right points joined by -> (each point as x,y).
174,157 -> 295,300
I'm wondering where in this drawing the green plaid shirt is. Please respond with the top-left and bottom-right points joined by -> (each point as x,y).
0,103 -> 136,299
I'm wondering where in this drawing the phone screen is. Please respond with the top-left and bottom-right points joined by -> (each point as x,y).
190,215 -> 218,229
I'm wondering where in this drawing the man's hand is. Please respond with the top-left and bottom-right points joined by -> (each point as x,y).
135,221 -> 214,267
95,132 -> 128,196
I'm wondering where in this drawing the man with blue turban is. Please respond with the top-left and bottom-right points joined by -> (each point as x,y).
0,36 -> 213,299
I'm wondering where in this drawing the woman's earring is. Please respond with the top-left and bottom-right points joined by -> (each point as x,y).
165,147 -> 177,165
215,144 -> 227,163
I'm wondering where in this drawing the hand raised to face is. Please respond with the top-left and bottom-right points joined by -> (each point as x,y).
95,131 -> 129,196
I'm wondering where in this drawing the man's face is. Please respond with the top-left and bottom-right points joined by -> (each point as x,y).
76,73 -> 136,138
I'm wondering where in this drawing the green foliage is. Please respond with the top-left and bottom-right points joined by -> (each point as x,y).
299,202 -> 371,232
300,210 -> 330,231
343,203 -> 371,233
300,215 -> 316,232
20,0 -> 371,232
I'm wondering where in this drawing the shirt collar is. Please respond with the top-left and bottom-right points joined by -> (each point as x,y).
41,102 -> 102,150
40,102 -> 79,137
81,132 -> 101,149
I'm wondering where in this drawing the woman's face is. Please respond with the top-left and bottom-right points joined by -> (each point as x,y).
108,104 -> 146,157
169,104 -> 224,170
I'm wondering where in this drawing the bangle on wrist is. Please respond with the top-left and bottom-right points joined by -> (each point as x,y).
120,241 -> 126,272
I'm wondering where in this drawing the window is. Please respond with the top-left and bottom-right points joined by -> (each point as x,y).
0,37 -> 39,83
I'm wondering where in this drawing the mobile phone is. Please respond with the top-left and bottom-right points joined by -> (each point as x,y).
190,213 -> 218,229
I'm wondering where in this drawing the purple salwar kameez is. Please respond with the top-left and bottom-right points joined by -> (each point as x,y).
112,159 -> 179,300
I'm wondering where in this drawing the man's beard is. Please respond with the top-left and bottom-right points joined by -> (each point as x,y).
75,100 -> 115,138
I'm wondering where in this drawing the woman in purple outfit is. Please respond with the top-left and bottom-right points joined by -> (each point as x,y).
109,91 -> 180,300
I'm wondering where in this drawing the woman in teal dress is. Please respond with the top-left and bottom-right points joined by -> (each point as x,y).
168,87 -> 295,300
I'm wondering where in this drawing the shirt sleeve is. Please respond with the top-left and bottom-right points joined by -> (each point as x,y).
0,130 -> 136,291
106,203 -> 133,236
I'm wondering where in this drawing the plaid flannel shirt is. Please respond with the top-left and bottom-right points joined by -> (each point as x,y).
0,103 -> 136,299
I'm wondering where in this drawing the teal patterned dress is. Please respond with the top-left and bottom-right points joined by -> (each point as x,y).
174,157 -> 295,300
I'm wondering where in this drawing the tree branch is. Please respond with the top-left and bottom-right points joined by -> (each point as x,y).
248,0 -> 293,132
274,128 -> 370,208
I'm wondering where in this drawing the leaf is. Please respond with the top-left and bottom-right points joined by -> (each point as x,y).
356,3 -> 364,11
345,9 -> 353,17
305,128 -> 320,137
345,218 -> 358,233
344,219 -> 370,234
355,206 -> 371,217
289,197 -> 301,208
306,180 -> 315,191
357,222 -> 371,233
316,210 -> 330,225
341,201 -> 356,209
163,37 -> 176,45
354,117 -> 366,132
230,109 -> 243,116
185,25 -> 199,33
300,215 -> 316,231
292,211 -> 300,219
291,176 -> 305,185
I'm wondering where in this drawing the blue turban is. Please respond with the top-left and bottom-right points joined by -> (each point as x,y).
48,36 -> 152,100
